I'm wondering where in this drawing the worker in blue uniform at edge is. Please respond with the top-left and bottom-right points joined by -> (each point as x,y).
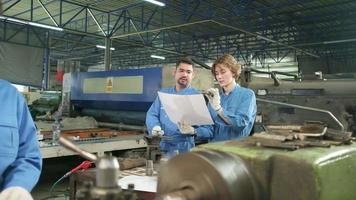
146,57 -> 214,156
206,54 -> 257,142
0,80 -> 42,200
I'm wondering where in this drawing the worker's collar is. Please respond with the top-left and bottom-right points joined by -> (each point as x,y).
175,84 -> 191,92
222,81 -> 237,95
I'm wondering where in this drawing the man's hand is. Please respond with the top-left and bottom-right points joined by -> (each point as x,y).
151,126 -> 164,137
0,187 -> 33,200
178,122 -> 195,135
206,88 -> 222,111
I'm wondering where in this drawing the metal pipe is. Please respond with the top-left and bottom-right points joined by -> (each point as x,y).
129,18 -> 145,43
37,0 -> 58,27
88,8 -> 106,36
256,98 -> 344,131
58,136 -> 97,161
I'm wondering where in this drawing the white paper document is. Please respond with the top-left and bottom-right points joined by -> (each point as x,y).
118,175 -> 157,193
158,92 -> 214,126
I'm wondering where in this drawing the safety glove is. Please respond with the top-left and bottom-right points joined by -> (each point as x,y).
206,88 -> 222,111
178,121 -> 195,135
151,125 -> 164,137
0,187 -> 33,200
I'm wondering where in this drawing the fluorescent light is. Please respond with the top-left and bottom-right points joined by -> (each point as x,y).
150,54 -> 165,60
0,15 -> 63,31
143,0 -> 165,7
7,18 -> 27,24
96,45 -> 115,51
28,22 -> 63,31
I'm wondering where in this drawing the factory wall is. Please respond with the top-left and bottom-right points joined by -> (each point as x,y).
0,41 -> 44,86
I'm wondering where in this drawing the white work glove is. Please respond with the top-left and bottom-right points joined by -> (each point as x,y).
177,122 -> 195,135
151,125 -> 164,137
206,88 -> 222,111
0,187 -> 33,200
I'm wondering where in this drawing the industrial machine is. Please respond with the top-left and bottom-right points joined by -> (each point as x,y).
29,91 -> 61,119
69,66 -> 214,127
70,67 -> 161,126
39,66 -> 213,158
59,121 -> 356,200
58,136 -> 137,200
240,69 -> 356,135
156,126 -> 356,200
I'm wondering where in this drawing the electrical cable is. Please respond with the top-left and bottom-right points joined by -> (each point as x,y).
48,175 -> 67,197
48,160 -> 93,197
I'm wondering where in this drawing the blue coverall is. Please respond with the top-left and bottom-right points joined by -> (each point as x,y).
0,80 -> 42,192
210,84 -> 257,142
146,87 -> 213,155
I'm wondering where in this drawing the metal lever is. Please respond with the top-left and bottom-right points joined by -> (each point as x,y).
58,136 -> 97,161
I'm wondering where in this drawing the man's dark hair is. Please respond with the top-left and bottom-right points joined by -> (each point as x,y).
176,57 -> 194,68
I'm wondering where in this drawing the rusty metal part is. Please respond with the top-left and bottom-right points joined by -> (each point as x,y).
118,158 -> 146,170
157,151 -> 260,200
298,127 -> 327,137
294,127 -> 328,141
249,136 -> 331,151
253,132 -> 288,141
296,141 -> 331,148
324,129 -> 354,143
42,128 -> 142,140
266,125 -> 302,131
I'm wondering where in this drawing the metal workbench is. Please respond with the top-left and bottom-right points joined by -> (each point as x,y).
40,135 -> 146,159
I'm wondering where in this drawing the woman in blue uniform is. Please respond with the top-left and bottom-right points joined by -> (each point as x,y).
207,54 -> 257,142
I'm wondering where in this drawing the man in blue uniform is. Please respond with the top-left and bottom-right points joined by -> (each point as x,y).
146,58 -> 213,156
207,54 -> 256,142
0,80 -> 42,200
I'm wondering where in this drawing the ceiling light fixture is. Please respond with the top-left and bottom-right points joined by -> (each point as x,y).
150,54 -> 165,60
0,15 -> 63,31
96,45 -> 115,51
143,0 -> 165,7
6,17 -> 27,24
28,22 -> 63,31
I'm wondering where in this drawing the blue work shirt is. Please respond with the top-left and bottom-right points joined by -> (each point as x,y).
0,80 -> 42,192
146,87 -> 213,155
211,84 -> 256,142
